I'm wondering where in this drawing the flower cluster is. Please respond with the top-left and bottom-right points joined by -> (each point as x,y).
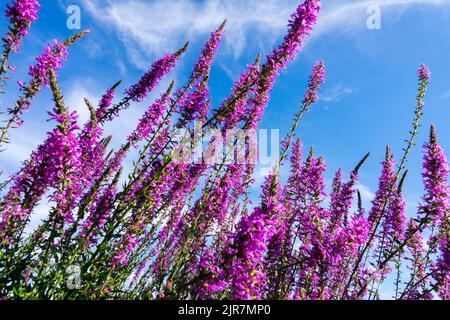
125,54 -> 178,102
303,60 -> 325,105
0,0 -> 448,301
418,64 -> 431,82
5,0 -> 40,52
28,40 -> 68,85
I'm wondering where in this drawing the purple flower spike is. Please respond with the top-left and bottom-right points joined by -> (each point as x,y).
28,40 -> 68,86
5,0 -> 40,52
418,64 -> 431,82
125,54 -> 177,102
303,60 -> 326,105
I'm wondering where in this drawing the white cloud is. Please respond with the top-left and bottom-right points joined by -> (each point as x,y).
349,183 -> 375,213
356,183 -> 375,204
82,0 -> 297,67
313,0 -> 450,39
320,84 -> 355,104
0,124 -> 45,174
81,0 -> 450,69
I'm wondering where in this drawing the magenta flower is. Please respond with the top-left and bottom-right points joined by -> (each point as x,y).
277,0 -> 321,64
46,111 -> 82,224
226,206 -> 275,300
176,79 -> 210,127
128,84 -> 172,147
329,169 -> 343,213
111,234 -> 139,269
418,64 -> 431,82
175,22 -> 225,127
329,171 -> 358,228
3,39 -> 68,128
384,188 -> 406,247
5,0 -> 40,52
405,220 -> 429,299
226,173 -> 283,300
368,149 -> 396,227
125,45 -> 186,103
214,58 -> 260,131
96,85 -> 118,123
5,0 -> 40,29
246,0 -> 321,129
190,249 -> 229,298
283,143 -> 330,298
0,105 -> 80,235
70,84 -> 121,222
265,211 -> 291,299
420,125 -> 449,225
79,179 -> 118,246
420,125 -> 449,299
435,235 -> 449,299
28,40 -> 68,86
303,60 -> 326,105
191,20 -> 226,79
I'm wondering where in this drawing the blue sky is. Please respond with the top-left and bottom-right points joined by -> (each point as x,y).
1,0 -> 450,298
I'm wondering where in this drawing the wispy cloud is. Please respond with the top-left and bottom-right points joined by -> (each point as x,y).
82,0 -> 450,69
313,0 -> 450,39
82,0 -> 297,68
350,183 -> 375,213
320,84 -> 355,104
356,183 -> 375,203
0,124 -> 45,173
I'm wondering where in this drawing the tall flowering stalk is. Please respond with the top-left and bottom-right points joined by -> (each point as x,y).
366,150 -> 407,298
420,125 -> 449,236
193,20 -> 226,79
105,22 -> 227,280
211,54 -> 261,131
329,153 -> 369,229
161,13 -> 324,292
246,0 -> 321,130
416,125 -> 449,299
0,30 -> 89,147
280,60 -> 325,163
0,70 -> 80,240
1,0 -> 450,302
44,70 -> 82,224
77,82 -> 121,188
125,49 -> 184,103
0,0 -> 40,89
404,220 -> 430,299
435,231 -> 449,299
368,148 -> 397,228
226,174 -> 282,300
128,81 -> 174,147
341,64 -> 432,298
99,42 -> 188,125
176,21 -> 226,127
282,144 -> 328,299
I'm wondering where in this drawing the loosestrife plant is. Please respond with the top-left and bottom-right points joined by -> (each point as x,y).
0,0 -> 448,300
